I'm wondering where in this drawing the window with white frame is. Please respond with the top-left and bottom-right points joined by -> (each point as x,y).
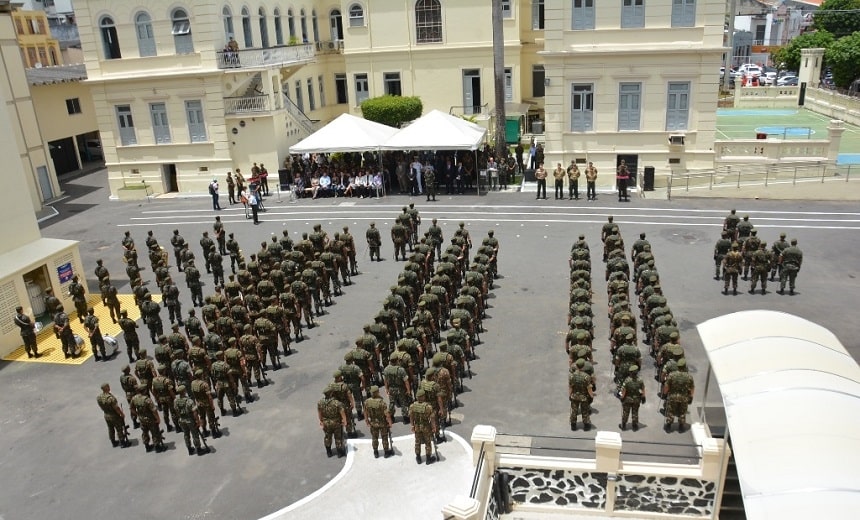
307,78 -> 316,111
621,0 -> 645,28
135,11 -> 156,57
318,75 -> 326,107
384,72 -> 402,96
618,82 -> 641,131
259,7 -> 270,48
532,0 -> 544,30
570,83 -> 594,132
100,16 -> 121,59
222,6 -> 234,41
502,0 -> 512,19
242,7 -> 253,47
150,103 -> 171,144
354,73 -> 369,104
66,97 -> 81,115
288,8 -> 296,39
295,80 -> 304,112
274,8 -> 284,45
572,0 -> 594,30
312,9 -> 320,42
415,0 -> 442,44
666,81 -> 690,131
185,100 -> 207,142
335,73 -> 348,104
349,4 -> 364,27
116,105 -> 136,145
171,9 -> 194,54
505,67 -> 513,102
671,0 -> 696,28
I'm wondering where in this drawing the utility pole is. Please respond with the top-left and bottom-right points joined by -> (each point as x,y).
492,0 -> 507,160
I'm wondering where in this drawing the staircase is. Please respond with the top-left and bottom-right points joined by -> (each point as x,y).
718,444 -> 746,520
241,72 -> 263,97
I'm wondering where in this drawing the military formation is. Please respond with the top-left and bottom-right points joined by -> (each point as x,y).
567,217 -> 696,433
715,209 -> 804,295
96,218 -> 362,455
319,206 -> 499,464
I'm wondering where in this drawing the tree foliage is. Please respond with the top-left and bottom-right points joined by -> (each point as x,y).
771,30 -> 835,71
825,31 -> 860,87
813,0 -> 860,37
360,95 -> 423,128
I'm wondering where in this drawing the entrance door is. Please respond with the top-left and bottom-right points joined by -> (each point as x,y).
162,164 -> 178,192
48,137 -> 79,175
463,69 -> 481,115
330,10 -> 343,41
617,154 -> 638,186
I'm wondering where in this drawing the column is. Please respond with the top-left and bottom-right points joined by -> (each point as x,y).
595,431 -> 622,512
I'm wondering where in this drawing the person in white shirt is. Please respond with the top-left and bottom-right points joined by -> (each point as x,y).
371,171 -> 383,198
319,171 -> 332,197
410,157 -> 423,196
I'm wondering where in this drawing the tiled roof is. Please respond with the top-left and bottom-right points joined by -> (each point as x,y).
25,63 -> 87,86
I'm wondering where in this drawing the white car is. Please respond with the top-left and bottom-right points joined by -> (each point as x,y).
763,72 -> 778,85
737,64 -> 763,77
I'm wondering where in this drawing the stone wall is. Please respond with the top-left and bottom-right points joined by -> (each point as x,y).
615,474 -> 715,516
500,467 -> 608,510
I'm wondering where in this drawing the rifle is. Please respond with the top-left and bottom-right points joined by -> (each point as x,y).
212,416 -> 222,437
432,427 -> 440,460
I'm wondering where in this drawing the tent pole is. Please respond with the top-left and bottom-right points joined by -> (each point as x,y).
475,149 -> 479,196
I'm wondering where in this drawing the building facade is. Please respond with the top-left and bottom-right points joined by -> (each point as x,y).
541,0 -> 727,177
11,8 -> 61,68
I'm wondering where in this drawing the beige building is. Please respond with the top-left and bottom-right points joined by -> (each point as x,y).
72,1 -> 724,196
0,0 -> 83,357
11,7 -> 61,67
1,0 -> 61,208
541,0 -> 726,180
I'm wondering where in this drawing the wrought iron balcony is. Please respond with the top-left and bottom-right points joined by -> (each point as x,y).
216,44 -> 315,70
224,94 -> 270,114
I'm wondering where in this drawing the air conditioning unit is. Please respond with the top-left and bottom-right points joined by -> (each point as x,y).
668,134 -> 685,146
327,41 -> 336,50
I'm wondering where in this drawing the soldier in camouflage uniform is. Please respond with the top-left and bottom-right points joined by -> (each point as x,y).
225,338 -> 253,403
84,307 -> 106,361
131,384 -> 164,452
391,221 -> 408,261
408,389 -> 437,464
749,241 -> 772,295
97,383 -> 131,448
174,384 -> 209,455
317,387 -> 348,457
383,359 -> 412,423
723,209 -> 740,240
340,354 -> 365,419
619,365 -> 645,431
770,232 -> 789,281
152,365 -> 180,432
663,361 -> 695,432
328,371 -> 356,437
184,259 -> 204,307
713,231 -> 732,280
721,243 -> 743,295
364,385 -> 393,458
212,351 -> 242,416
191,369 -> 220,437
778,239 -> 803,295
569,359 -> 594,431
119,365 -> 141,428
254,314 -> 281,370
741,229 -> 761,280
134,348 -> 157,394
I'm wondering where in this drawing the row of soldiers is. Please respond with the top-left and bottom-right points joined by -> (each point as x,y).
98,220 -> 364,455
716,210 -> 804,295
319,210 -> 500,464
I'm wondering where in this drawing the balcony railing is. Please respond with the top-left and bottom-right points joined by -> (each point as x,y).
216,44 -> 315,70
224,95 -> 270,114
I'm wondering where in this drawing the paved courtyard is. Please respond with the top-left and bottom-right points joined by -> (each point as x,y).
1,170 -> 858,519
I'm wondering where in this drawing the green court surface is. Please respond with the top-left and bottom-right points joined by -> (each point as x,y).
716,108 -> 860,164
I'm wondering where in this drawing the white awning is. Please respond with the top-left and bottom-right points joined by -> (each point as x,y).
380,109 -> 487,151
288,113 -> 399,154
697,310 -> 860,520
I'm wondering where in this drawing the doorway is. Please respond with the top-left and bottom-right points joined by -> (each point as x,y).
330,10 -> 343,41
48,137 -> 79,175
463,69 -> 481,115
162,164 -> 178,192
616,154 -> 638,186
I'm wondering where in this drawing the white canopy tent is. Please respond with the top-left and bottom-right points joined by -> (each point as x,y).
697,310 -> 860,520
288,113 -> 399,154
380,109 -> 487,151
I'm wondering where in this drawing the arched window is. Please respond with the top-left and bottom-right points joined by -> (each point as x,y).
222,6 -> 234,41
348,4 -> 364,27
415,0 -> 442,44
330,9 -> 343,40
99,16 -> 121,59
311,9 -> 319,42
258,7 -> 269,48
287,8 -> 296,40
172,8 -> 194,54
274,8 -> 284,45
300,8 -> 308,43
242,7 -> 253,48
135,11 -> 156,57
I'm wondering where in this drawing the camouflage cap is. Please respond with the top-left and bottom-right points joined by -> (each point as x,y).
100,382 -> 110,390
625,333 -> 634,341
333,370 -> 342,378
344,351 -> 354,362
425,367 -> 437,377
670,331 -> 680,339
575,359 -> 585,368
452,317 -> 461,326
324,387 -> 334,396
176,385 -> 186,393
629,365 -> 639,372
416,388 -> 426,398
194,369 -> 204,377
780,232 -> 786,238
136,384 -> 148,392
369,385 -> 380,394
677,358 -> 687,368
121,364 -> 130,372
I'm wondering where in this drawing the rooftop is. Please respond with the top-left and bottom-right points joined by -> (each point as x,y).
25,63 -> 86,85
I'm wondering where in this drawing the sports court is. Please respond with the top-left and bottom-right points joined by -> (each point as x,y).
716,108 -> 860,164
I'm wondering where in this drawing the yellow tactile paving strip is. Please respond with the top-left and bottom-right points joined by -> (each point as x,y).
3,294 -> 160,365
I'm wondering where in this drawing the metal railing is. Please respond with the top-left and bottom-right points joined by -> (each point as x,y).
224,94 -> 270,114
470,442 -> 486,498
216,44 -> 315,70
283,94 -> 315,134
668,163 -> 856,199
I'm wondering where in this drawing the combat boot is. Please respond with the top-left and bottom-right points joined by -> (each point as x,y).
166,424 -> 173,432
632,422 -> 639,432
732,288 -> 737,296
426,455 -> 436,465
202,428 -> 210,438
664,422 -> 672,433
374,448 -> 380,458
245,391 -> 253,403
326,446 -> 333,457
111,440 -> 120,447
337,448 -> 346,458
220,407 -> 227,416
257,379 -> 264,389
384,449 -> 394,458
187,445 -> 196,456
583,423 -> 591,432
570,421 -> 577,431
145,443 -> 154,452
197,446 -> 210,455
789,288 -> 794,295
415,455 -> 422,464
120,439 -> 131,448
778,288 -> 784,294
619,422 -> 627,431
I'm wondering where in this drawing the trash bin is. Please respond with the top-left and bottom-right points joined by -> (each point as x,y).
643,166 -> 655,191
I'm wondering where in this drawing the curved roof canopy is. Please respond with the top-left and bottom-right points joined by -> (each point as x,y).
697,310 -> 860,520
289,113 -> 399,154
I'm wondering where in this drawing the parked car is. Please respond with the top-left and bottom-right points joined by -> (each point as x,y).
777,76 -> 798,86
85,139 -> 103,159
737,64 -> 763,77
762,72 -> 778,85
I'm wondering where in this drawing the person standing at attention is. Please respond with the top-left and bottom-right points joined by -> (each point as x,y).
535,162 -> 548,200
